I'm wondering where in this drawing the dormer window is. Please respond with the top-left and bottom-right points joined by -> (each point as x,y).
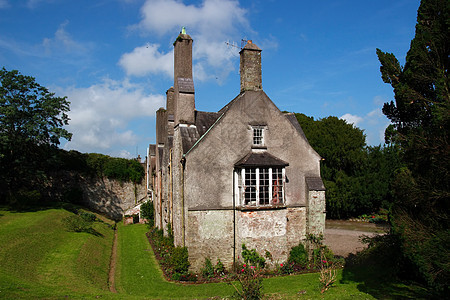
252,126 -> 265,147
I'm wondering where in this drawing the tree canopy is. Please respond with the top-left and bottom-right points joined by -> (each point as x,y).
377,0 -> 449,293
295,113 -> 401,219
0,67 -> 72,201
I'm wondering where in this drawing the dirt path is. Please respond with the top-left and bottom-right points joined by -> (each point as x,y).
323,220 -> 389,257
108,227 -> 118,293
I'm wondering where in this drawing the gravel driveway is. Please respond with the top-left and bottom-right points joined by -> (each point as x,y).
323,220 -> 389,257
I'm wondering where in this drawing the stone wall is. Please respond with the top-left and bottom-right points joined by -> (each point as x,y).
185,206 -> 307,272
186,209 -> 234,272
50,171 -> 147,220
307,190 -> 326,236
79,175 -> 147,220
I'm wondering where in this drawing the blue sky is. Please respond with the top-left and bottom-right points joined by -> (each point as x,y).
0,0 -> 420,159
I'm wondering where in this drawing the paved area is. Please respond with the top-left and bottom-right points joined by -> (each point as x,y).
323,220 -> 389,257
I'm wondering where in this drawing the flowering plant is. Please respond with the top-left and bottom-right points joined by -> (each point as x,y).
229,263 -> 263,300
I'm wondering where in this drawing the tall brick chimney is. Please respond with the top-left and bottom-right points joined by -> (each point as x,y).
239,40 -> 262,92
173,27 -> 195,126
166,87 -> 175,136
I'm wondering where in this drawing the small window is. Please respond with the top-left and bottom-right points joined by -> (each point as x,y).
252,126 -> 264,146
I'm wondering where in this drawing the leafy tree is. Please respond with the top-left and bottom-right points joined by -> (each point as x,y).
0,68 -> 71,202
296,113 -> 402,219
377,0 -> 449,293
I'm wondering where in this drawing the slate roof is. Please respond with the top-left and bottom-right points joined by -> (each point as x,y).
284,113 -> 308,141
305,177 -> 326,191
235,151 -> 289,167
195,111 -> 221,137
180,126 -> 200,154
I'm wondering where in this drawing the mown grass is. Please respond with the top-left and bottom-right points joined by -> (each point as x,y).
116,222 -> 233,299
116,223 -> 377,299
0,208 -> 116,299
0,207 -> 428,299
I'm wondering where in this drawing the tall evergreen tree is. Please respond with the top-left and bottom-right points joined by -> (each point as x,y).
377,0 -> 449,292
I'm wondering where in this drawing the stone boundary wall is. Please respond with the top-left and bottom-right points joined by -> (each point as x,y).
50,171 -> 147,220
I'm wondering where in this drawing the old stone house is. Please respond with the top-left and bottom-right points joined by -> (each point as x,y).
148,29 -> 325,271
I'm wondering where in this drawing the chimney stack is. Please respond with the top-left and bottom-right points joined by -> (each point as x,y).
173,27 -> 195,126
239,40 -> 262,92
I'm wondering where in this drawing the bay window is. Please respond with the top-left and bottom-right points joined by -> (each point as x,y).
235,166 -> 285,207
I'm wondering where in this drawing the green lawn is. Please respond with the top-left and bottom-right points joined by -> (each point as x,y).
0,207 -> 428,299
0,208 -> 116,299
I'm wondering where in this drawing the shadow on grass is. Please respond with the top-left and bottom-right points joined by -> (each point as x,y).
85,227 -> 104,237
341,253 -> 429,299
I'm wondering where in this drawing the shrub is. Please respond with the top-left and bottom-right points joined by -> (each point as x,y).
230,264 -> 263,300
241,244 -> 265,269
78,211 -> 96,222
215,259 -> 225,274
85,153 -> 144,183
201,258 -> 215,278
319,251 -> 337,294
6,189 -> 41,208
140,200 -> 154,227
169,246 -> 190,275
62,214 -> 93,233
288,243 -> 308,268
312,245 -> 335,269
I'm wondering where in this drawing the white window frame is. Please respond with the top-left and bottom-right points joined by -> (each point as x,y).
252,126 -> 265,147
235,167 -> 285,207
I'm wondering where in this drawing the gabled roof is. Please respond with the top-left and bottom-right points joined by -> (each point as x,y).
235,151 -> 289,167
180,91 -> 315,159
284,113 -> 308,141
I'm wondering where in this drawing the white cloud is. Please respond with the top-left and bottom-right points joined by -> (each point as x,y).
119,43 -> 173,77
340,113 -> 363,126
61,79 -> 164,155
135,0 -> 247,37
121,0 -> 249,81
42,21 -> 90,56
340,96 -> 392,145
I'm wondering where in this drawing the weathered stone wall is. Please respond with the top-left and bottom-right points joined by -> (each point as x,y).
236,207 -> 306,268
79,175 -> 147,220
50,171 -> 147,220
186,209 -> 234,272
307,190 -> 326,236
184,207 -> 307,272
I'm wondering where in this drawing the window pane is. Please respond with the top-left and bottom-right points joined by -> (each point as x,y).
245,168 -> 257,205
272,168 -> 283,204
259,168 -> 269,205
253,127 -> 263,145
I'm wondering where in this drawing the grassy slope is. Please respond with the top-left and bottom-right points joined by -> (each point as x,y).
0,208 -> 116,299
0,208 -> 426,299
